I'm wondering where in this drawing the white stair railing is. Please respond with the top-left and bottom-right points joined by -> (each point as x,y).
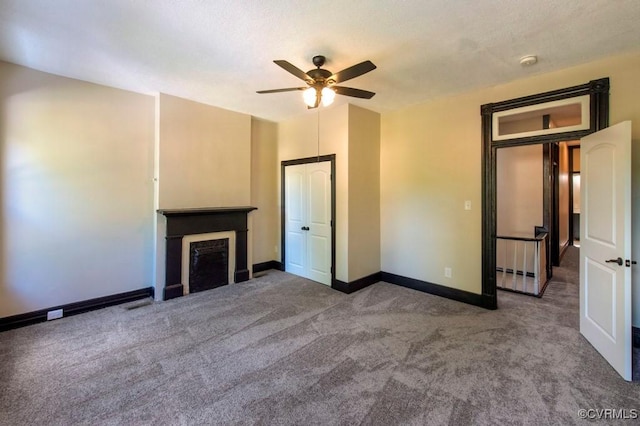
496,232 -> 548,296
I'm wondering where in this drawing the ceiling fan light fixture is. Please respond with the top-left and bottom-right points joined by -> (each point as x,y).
321,87 -> 335,106
303,87 -> 318,107
259,56 -> 377,108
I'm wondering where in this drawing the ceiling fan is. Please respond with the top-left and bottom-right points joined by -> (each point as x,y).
257,55 -> 376,109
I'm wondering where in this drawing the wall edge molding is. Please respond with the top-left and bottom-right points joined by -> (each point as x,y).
333,272 -> 381,294
0,287 -> 154,332
381,271 -> 496,310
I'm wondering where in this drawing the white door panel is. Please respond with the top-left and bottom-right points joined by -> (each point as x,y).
285,164 -> 306,276
580,121 -> 632,381
585,145 -> 615,245
308,168 -> 330,224
584,258 -> 616,338
286,168 -> 305,223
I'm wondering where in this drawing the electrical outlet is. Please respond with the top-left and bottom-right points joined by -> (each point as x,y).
464,200 -> 471,210
444,267 -> 452,278
47,309 -> 63,321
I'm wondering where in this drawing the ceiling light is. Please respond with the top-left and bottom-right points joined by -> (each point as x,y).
303,87 -> 335,108
519,55 -> 538,66
303,87 -> 318,107
321,87 -> 335,106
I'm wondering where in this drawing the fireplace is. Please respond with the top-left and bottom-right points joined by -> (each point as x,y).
157,207 -> 256,300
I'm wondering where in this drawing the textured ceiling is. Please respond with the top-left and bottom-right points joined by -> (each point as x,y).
1,0 -> 639,122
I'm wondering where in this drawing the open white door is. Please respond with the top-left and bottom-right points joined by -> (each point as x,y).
580,121 -> 632,381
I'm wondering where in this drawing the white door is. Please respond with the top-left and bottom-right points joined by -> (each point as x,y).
285,164 -> 307,278
580,121 -> 632,381
285,161 -> 332,285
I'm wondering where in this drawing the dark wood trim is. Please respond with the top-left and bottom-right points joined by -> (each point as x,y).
163,284 -> 183,300
548,142 -> 561,268
252,260 -> 283,273
481,104 -> 498,310
481,78 -> 609,307
381,272 -> 496,310
633,326 -> 640,348
0,287 -> 154,332
542,144 -> 554,271
157,206 -> 257,216
235,269 -> 251,283
281,155 -> 336,287
333,272 -> 381,294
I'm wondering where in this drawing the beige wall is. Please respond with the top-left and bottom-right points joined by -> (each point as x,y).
0,61 -> 155,317
381,95 -> 481,292
278,105 -> 350,282
380,51 -> 640,317
154,94 -> 253,296
277,104 -> 381,283
251,118 -> 278,264
348,105 -> 381,281
157,93 -> 251,209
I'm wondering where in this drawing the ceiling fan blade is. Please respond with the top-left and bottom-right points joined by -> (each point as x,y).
274,60 -> 313,82
256,87 -> 306,94
329,60 -> 376,84
333,86 -> 376,99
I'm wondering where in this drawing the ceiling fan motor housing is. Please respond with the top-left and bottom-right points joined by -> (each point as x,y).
307,68 -> 333,85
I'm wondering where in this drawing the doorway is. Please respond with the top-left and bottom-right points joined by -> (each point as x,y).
495,140 -> 578,297
480,78 -> 610,308
496,144 -> 549,296
281,155 -> 336,286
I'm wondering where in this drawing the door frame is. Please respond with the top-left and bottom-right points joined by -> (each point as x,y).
480,78 -> 610,308
281,154 -> 336,287
568,145 -> 580,246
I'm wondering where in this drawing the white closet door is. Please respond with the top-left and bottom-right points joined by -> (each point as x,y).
285,164 -> 306,278
284,161 -> 332,285
306,161 -> 331,285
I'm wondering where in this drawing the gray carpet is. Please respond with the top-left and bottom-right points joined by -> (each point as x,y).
1,247 -> 639,425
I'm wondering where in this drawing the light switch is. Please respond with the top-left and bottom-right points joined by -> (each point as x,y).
464,200 -> 471,210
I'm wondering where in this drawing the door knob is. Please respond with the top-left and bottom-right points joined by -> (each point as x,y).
300,226 -> 309,231
605,257 -> 623,266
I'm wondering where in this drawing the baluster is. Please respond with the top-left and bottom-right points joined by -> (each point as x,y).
512,240 -> 517,290
501,239 -> 507,288
522,241 -> 528,292
534,240 -> 540,295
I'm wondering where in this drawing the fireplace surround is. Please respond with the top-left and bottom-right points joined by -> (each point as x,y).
157,206 -> 256,300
